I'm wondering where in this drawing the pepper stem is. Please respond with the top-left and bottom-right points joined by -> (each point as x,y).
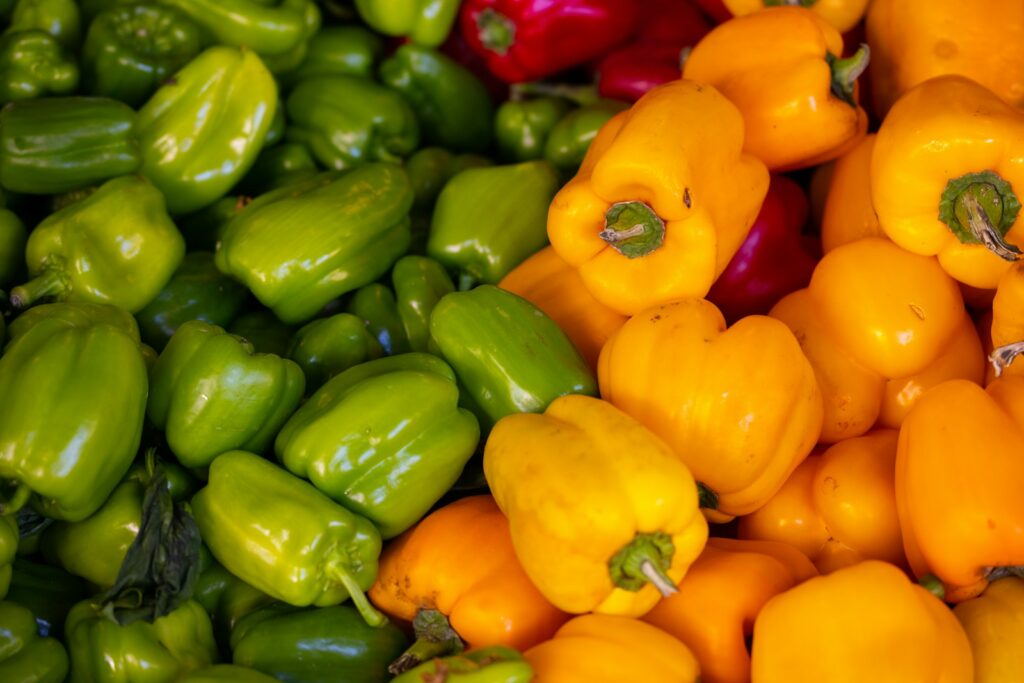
608,531 -> 678,595
959,192 -> 1021,261
600,201 -> 667,259
326,564 -> 389,628
938,172 -> 1022,260
10,269 -> 67,309
990,341 -> 1024,377
827,44 -> 870,107
919,574 -> 946,601
388,608 -> 465,675
0,482 -> 31,515
476,8 -> 516,55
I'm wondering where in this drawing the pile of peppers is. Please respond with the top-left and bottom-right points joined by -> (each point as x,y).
0,0 -> 1022,682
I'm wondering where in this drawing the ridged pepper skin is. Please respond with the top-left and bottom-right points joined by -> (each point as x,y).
231,604 -> 408,683
954,577 -> 1024,683
682,7 -> 868,171
392,256 -> 455,353
0,601 -> 69,683
542,99 -> 626,174
0,96 -> 140,195
751,561 -> 973,682
392,646 -> 534,683
137,46 -> 278,214
485,395 -> 709,616
430,286 -> 596,430
0,516 -> 15,598
181,666 -> 278,683
0,302 -> 147,522
723,0 -> 868,33
991,262 -> 1024,378
82,4 -> 202,107
216,166 -> 413,324
276,353 -> 479,539
524,614 -> 700,682
11,175 -> 184,313
0,208 -> 26,288
192,451 -> 386,625
872,75 -> 1024,289
821,134 -> 884,254
9,0 -> 81,49
65,599 -> 217,683
355,0 -> 459,47
547,79 -> 769,316
0,29 -> 77,102
599,298 -> 822,518
348,284 -> 411,356
283,26 -> 383,84
286,313 -> 383,392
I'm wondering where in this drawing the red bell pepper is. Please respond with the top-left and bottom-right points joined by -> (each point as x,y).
631,0 -> 711,45
706,175 -> 820,324
459,0 -> 639,83
693,0 -> 732,24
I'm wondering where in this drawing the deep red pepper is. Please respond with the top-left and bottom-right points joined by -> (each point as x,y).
692,0 -> 731,24
458,0 -> 639,83
706,175 -> 820,324
631,0 -> 710,45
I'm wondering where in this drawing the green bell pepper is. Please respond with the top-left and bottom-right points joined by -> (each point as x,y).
276,353 -> 480,538
157,0 -> 320,59
392,255 -> 454,353
495,96 -> 574,162
283,25 -> 383,86
0,302 -> 148,522
182,665 -> 279,683
354,0 -> 459,47
82,4 -> 202,107
544,99 -> 628,173
149,320 -> 305,469
428,160 -> 559,288
0,96 -> 140,195
193,555 -> 274,652
10,175 -> 185,313
192,450 -> 387,625
0,601 -> 69,683
216,165 -> 413,324
429,285 -> 597,430
0,208 -> 26,288
235,142 -> 318,197
8,0 -> 81,50
5,558 -> 88,639
0,515 -> 15,599
391,646 -> 534,683
228,310 -> 295,357
379,45 -> 493,154
405,147 -> 491,254
137,46 -> 278,214
135,252 -> 249,352
347,284 -> 410,356
287,313 -> 383,392
0,29 -> 77,103
285,75 -> 419,170
231,604 -> 408,683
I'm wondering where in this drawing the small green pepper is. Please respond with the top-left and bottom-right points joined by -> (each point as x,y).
347,283 -> 410,356
495,96 -> 574,162
354,0 -> 459,47
5,558 -> 88,639
0,208 -> 26,288
392,255 -> 454,353
228,310 -> 295,357
8,0 -> 81,50
283,25 -> 383,85
0,29 -> 77,103
0,515 -> 15,599
235,142 -> 318,197
0,601 -> 69,683
193,555 -> 274,651
287,313 -> 383,392
405,147 -> 491,253
544,99 -> 628,173
391,646 -> 535,683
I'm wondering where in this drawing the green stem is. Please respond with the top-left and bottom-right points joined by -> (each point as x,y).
990,341 -> 1024,377
918,574 -> 946,601
827,44 -> 870,107
327,564 -> 389,628
10,270 -> 67,309
939,172 -> 1022,259
476,8 -> 516,55
388,608 -> 464,675
0,482 -> 31,515
608,532 -> 678,596
959,192 -> 1021,261
599,201 -> 666,259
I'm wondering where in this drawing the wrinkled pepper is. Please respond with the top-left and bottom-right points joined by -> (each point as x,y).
723,0 -> 869,33
0,208 -> 26,288
282,25 -> 383,84
392,646 -> 533,683
0,601 -> 69,683
286,313 -> 383,391
954,577 -> 1024,683
991,262 -> 1024,378
542,98 -> 627,174
0,29 -> 77,102
494,96 -> 572,162
355,0 -> 459,47
821,133 -> 884,253
392,255 -> 455,353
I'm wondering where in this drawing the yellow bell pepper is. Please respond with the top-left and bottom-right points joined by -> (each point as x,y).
872,75 -> 1024,289
954,577 -> 1024,683
682,6 -> 869,171
547,79 -> 768,316
991,262 -> 1024,377
483,395 -> 708,617
821,134 -> 885,254
722,0 -> 869,33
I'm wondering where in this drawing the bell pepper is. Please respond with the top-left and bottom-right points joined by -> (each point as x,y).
547,79 -> 769,316
723,0 -> 869,33
348,284 -> 411,356
459,0 -> 638,83
896,376 -> 1024,602
285,76 -> 419,170
751,561 -> 973,682
485,395 -> 709,616
148,320 -> 305,469
429,161 -> 558,288
542,98 -> 627,174
227,310 -> 295,357
641,538 -> 816,683
392,646 -> 534,683
0,601 -> 69,683
0,302 -> 147,522
235,143 -> 319,197
192,556 -> 275,650
231,604 -> 409,683
137,46 -> 278,215
81,4 -> 202,107
706,174 -> 818,323
494,96 -> 573,162
599,297 -> 822,517
379,45 -> 494,154
216,166 -> 413,325
181,666 -> 278,683
5,558 -> 88,639
682,6 -> 869,171
0,29 -> 77,103
954,577 -> 1024,683
871,75 -> 1024,290
695,0 -> 731,23
821,133 -> 884,253
282,25 -> 383,84
392,256 -> 455,353
991,262 -> 1024,378
11,175 -> 184,313
355,0 -> 459,47
369,496 -> 569,670
8,0 -> 80,50
405,147 -> 492,253
0,208 -> 26,288
0,96 -> 140,195
0,515 -> 14,598
524,614 -> 701,681
865,0 -> 1024,118
192,450 -> 387,625
286,313 -> 383,392
430,285 -> 597,430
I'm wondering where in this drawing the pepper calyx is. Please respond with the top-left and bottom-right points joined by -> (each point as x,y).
600,201 -> 667,259
608,531 -> 678,596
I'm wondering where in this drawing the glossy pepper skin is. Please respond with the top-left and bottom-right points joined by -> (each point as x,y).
348,284 -> 411,356
282,25 -> 383,84
231,604 -> 408,683
0,96 -> 140,195
991,262 -> 1024,378
872,76 -> 1024,289
0,29 -> 77,102
683,7 -> 868,171
392,255 -> 455,353
0,601 -> 69,683
405,146 -> 492,253
599,298 -> 822,518
459,0 -> 638,83
148,320 -> 305,469
821,133 -> 884,253
192,451 -> 386,625
392,646 -> 534,683
494,96 -> 571,162
723,0 -> 869,33
8,0 -> 81,49
216,166 -> 413,325
5,559 -> 89,640
287,313 -> 383,391
0,207 -> 26,288
181,666 -> 278,683
751,561 -> 973,682
192,556 -> 275,649
11,175 -> 184,313
954,577 -> 1024,683
485,395 -> 709,616
355,0 -> 459,47
430,286 -> 597,431
547,79 -> 769,316
0,303 -> 147,522
542,99 -> 626,174
82,4 -> 202,107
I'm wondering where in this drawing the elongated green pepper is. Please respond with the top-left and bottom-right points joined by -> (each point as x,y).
355,0 -> 459,47
283,25 -> 383,84
287,313 -> 383,392
391,646 -> 534,683
495,97 -> 574,162
0,208 -> 26,288
5,559 -> 88,639
157,0 -> 320,58
0,515 -> 15,599
347,284 -> 410,356
0,29 -> 77,102
0,601 -> 69,683
8,0 -> 81,50
393,255 -> 454,353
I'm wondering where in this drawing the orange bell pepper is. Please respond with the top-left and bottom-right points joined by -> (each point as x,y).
524,614 -> 700,682
546,79 -> 769,316
872,75 -> 1024,289
682,6 -> 869,171
368,495 -> 569,671
954,577 -> 1024,683
721,0 -> 869,33
865,0 -> 1024,118
896,376 -> 1024,603
598,297 -> 822,518
751,560 -> 974,682
642,538 -> 816,683
821,134 -> 885,254
991,262 -> 1024,377
497,246 -> 626,371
